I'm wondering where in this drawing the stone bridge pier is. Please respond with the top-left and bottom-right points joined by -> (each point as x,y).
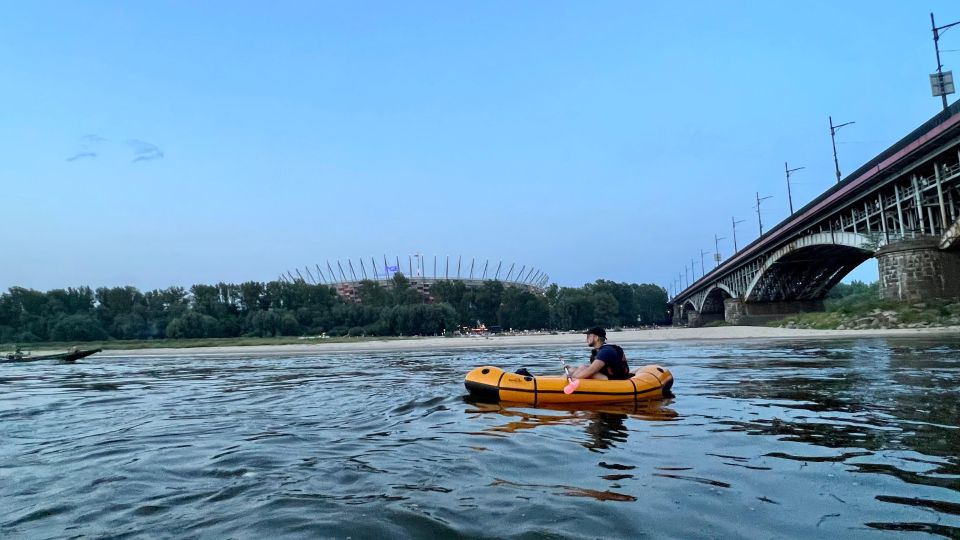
722,298 -> 824,326
877,237 -> 960,301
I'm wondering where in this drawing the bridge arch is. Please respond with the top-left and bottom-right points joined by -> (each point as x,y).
696,283 -> 736,313
676,300 -> 698,325
743,232 -> 876,302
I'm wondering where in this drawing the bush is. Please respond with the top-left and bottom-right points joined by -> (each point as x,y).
381,303 -> 458,336
359,321 -> 385,336
50,315 -> 109,342
111,313 -> 148,340
245,311 -> 282,337
165,312 -> 222,339
0,325 -> 15,344
279,313 -> 301,336
13,331 -> 41,343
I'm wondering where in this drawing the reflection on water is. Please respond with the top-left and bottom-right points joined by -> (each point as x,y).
467,400 -> 677,453
490,478 -> 638,502
0,337 -> 958,538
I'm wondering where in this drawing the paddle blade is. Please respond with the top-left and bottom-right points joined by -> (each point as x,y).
563,378 -> 580,394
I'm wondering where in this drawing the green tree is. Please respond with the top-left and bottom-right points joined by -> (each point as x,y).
591,291 -> 620,328
245,310 -> 283,337
381,303 -> 456,335
190,284 -> 224,317
550,287 -> 596,330
356,280 -> 391,307
239,281 -> 267,312
633,284 -> 668,325
0,292 -> 18,328
473,281 -> 505,325
46,287 -> 96,316
498,288 -> 549,330
586,280 -> 635,326
7,287 -> 48,316
827,280 -> 878,299
143,287 -> 189,338
18,313 -> 50,341
111,313 -> 148,340
50,314 -> 109,342
96,286 -> 145,320
279,312 -> 301,336
428,280 -> 470,324
390,273 -> 423,305
166,312 -> 223,339
825,280 -> 880,312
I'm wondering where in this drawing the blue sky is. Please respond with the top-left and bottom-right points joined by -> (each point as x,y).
3,1 -> 959,292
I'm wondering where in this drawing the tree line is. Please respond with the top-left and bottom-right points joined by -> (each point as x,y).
0,274 -> 668,343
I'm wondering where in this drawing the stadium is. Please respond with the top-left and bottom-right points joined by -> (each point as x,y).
281,254 -> 549,302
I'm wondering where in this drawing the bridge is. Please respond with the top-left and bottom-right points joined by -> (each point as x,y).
672,102 -> 960,326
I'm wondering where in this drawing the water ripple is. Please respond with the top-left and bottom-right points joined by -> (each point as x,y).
0,337 -> 958,538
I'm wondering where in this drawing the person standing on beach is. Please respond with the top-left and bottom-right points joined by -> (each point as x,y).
566,327 -> 631,380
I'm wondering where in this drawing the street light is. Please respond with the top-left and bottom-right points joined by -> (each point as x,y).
700,249 -> 709,278
931,12 -> 960,111
731,216 -> 745,252
830,116 -> 855,183
714,234 -> 725,267
756,192 -> 773,236
785,162 -> 804,215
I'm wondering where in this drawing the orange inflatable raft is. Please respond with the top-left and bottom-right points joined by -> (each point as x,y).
464,365 -> 674,405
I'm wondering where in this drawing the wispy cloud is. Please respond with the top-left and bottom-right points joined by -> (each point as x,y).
81,134 -> 107,144
65,134 -> 166,164
66,151 -> 98,162
128,139 -> 164,163
66,134 -> 106,162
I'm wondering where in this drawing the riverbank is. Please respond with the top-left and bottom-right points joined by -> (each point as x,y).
776,299 -> 960,330
92,325 -> 960,358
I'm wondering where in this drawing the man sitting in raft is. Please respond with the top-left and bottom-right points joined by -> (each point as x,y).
566,327 -> 633,380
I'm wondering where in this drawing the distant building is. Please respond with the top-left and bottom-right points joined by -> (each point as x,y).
281,254 -> 549,303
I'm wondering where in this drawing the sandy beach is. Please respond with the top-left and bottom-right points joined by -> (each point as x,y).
97,325 -> 960,358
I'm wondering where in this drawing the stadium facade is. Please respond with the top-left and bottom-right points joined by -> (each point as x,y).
281,254 -> 549,302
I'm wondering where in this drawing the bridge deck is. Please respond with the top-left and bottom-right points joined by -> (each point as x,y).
674,100 -> 960,305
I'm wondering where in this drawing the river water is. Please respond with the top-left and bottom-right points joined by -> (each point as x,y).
1,337 -> 958,539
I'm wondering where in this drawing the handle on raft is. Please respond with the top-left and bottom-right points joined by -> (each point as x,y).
560,358 -> 580,394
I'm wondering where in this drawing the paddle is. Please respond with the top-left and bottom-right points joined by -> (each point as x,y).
560,358 -> 581,394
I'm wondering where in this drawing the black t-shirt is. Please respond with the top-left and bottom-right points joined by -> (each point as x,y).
592,344 -> 630,380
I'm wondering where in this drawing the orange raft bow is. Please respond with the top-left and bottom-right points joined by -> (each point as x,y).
464,365 -> 674,405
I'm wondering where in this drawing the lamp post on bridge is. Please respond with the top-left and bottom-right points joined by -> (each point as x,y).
756,192 -> 773,236
785,162 -> 804,215
691,259 -> 699,284
700,250 -> 709,278
714,234 -> 725,267
830,116 -> 855,184
931,13 -> 960,111
731,216 -> 745,252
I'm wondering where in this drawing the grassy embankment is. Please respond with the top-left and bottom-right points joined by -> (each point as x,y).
0,335 -> 416,352
773,296 -> 960,330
